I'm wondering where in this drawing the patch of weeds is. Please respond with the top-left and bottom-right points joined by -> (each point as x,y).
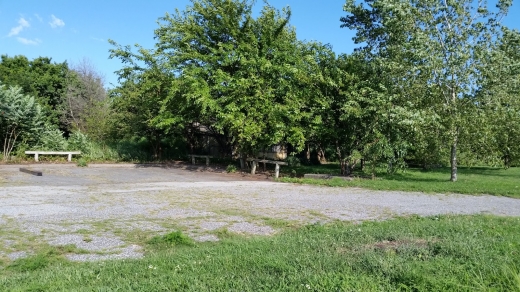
148,231 -> 194,247
212,227 -> 241,240
261,217 -> 299,229
76,158 -> 88,167
226,164 -> 237,173
122,229 -> 158,246
75,228 -> 92,235
7,247 -> 67,272
83,236 -> 93,243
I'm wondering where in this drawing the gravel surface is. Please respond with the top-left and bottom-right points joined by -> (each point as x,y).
1,163 -> 519,262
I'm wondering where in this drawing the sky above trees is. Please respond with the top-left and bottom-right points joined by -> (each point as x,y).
2,0 -> 517,88
0,0 -> 349,87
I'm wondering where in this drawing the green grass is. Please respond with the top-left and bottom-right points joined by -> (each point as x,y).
280,165 -> 520,198
1,215 -> 519,291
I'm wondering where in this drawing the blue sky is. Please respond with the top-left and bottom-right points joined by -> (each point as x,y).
1,0 -> 519,88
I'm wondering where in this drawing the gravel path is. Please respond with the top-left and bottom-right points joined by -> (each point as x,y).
1,164 -> 519,262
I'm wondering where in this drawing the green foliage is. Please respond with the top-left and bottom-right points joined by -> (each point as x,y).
63,59 -> 108,134
0,55 -> 70,128
35,125 -> 68,151
110,0 -> 329,157
67,131 -> 89,153
76,158 -> 88,167
226,164 -> 237,173
341,0 -> 513,181
0,84 -> 45,161
286,155 -> 301,167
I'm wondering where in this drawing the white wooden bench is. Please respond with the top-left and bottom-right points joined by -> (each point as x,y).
25,151 -> 81,162
246,158 -> 288,178
188,155 -> 213,166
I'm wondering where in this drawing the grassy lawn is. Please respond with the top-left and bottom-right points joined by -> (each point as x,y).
280,165 -> 520,198
1,215 -> 519,291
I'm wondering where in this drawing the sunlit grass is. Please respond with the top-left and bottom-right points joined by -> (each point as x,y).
280,165 -> 520,198
0,215 -> 519,291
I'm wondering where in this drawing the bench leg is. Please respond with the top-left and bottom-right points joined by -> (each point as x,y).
35,154 -> 39,162
275,163 -> 280,179
68,154 -> 72,162
251,161 -> 257,175
206,157 -> 209,166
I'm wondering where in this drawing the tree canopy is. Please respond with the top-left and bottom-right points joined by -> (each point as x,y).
341,0 -> 514,180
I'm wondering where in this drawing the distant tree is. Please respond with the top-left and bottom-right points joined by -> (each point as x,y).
475,28 -> 520,167
0,84 -> 45,161
342,0 -> 512,181
63,58 -> 108,134
108,52 -> 172,158
0,55 -> 69,130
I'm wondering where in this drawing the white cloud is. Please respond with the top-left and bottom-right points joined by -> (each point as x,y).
17,37 -> 41,45
34,13 -> 43,22
49,15 -> 65,28
8,17 -> 30,37
91,37 -> 105,42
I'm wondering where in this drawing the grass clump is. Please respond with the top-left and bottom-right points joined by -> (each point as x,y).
147,231 -> 194,247
76,158 -> 88,167
1,215 -> 519,291
6,246 -> 73,273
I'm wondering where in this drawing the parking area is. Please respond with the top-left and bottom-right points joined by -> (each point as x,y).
1,163 -> 520,262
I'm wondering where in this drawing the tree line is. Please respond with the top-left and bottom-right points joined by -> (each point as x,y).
1,0 -> 519,181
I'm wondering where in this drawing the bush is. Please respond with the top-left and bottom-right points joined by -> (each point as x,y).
35,125 -> 68,151
286,155 -> 301,167
226,164 -> 237,173
67,131 -> 89,153
76,158 -> 88,167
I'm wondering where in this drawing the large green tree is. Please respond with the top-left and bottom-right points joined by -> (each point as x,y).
108,48 -> 172,158
342,0 -> 512,181
475,28 -> 520,167
110,0 -> 325,158
0,55 -> 70,130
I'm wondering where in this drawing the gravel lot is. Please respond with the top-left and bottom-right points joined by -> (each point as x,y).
1,163 -> 519,262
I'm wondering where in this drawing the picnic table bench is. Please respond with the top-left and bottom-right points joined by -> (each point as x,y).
246,158 -> 288,179
25,151 -> 81,162
188,154 -> 213,166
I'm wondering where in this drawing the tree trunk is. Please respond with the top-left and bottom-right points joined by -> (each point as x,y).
335,141 -> 344,175
318,148 -> 327,164
450,132 -> 458,182
450,88 -> 459,182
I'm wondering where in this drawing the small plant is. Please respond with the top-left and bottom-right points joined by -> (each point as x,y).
148,231 -> 194,247
226,164 -> 237,173
286,155 -> 301,167
77,158 -> 88,167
